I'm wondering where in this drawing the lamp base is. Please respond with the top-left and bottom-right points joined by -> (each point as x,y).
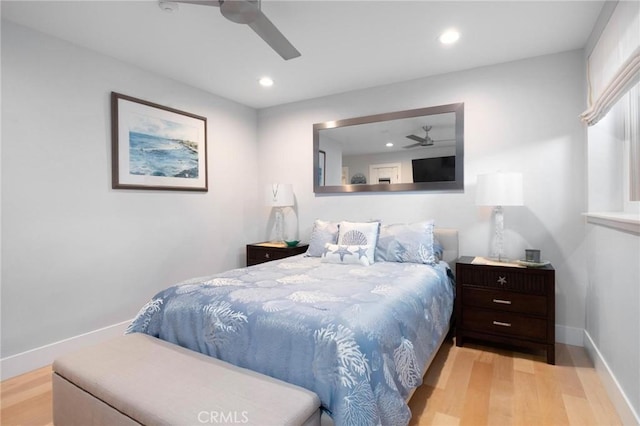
490,206 -> 505,260
272,207 -> 285,245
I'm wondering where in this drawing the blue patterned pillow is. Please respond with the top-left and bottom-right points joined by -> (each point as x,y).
337,221 -> 380,263
375,220 -> 437,264
305,220 -> 340,257
321,243 -> 372,266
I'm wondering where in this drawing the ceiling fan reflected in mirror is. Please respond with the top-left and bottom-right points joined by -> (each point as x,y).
403,125 -> 454,148
163,0 -> 301,60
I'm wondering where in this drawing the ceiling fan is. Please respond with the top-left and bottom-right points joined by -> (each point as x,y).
404,126 -> 436,148
403,125 -> 455,148
165,0 -> 301,60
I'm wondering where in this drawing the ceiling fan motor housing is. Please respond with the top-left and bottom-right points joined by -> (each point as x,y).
220,0 -> 260,24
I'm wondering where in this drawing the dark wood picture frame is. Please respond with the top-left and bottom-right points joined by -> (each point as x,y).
318,150 -> 326,186
111,92 -> 208,191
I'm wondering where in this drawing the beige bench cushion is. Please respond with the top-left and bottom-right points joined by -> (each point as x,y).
53,333 -> 320,426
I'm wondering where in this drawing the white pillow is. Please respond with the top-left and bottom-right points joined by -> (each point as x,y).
337,221 -> 380,263
321,243 -> 372,266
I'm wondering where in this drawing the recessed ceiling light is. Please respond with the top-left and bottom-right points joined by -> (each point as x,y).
385,142 -> 394,147
439,29 -> 460,45
258,77 -> 274,87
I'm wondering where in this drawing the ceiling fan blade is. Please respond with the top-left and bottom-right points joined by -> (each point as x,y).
172,0 -> 221,7
403,142 -> 423,149
169,0 -> 300,60
248,12 -> 301,60
406,134 -> 426,143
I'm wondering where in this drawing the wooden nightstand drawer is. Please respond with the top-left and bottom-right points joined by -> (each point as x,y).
458,267 -> 547,294
246,243 -> 308,266
462,287 -> 547,316
248,246 -> 289,263
462,308 -> 547,341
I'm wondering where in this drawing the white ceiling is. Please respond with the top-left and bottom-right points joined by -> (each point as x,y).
1,0 -> 604,109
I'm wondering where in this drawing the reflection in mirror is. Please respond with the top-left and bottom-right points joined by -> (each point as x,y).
313,103 -> 464,193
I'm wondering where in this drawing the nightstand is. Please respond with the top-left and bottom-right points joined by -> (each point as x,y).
455,256 -> 556,364
246,242 -> 309,266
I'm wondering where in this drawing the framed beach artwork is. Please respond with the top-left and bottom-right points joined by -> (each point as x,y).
111,92 -> 207,191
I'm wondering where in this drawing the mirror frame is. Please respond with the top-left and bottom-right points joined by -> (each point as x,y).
313,102 -> 464,194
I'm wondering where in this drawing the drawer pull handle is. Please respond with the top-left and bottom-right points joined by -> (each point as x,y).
265,253 -> 270,259
492,299 -> 512,305
493,321 -> 512,327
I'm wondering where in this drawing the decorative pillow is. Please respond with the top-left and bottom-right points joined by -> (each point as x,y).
375,220 -> 437,264
306,220 -> 340,257
321,243 -> 372,266
337,221 -> 380,263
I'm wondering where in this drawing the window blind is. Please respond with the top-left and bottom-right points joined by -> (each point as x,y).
580,1 -> 640,126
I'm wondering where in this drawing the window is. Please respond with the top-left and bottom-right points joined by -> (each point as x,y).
583,1 -> 639,232
586,81 -> 640,233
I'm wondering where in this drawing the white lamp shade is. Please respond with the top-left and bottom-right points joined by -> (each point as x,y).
265,183 -> 294,207
476,172 -> 524,206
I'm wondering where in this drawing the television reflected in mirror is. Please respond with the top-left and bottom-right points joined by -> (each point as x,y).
412,156 -> 455,182
313,103 -> 464,194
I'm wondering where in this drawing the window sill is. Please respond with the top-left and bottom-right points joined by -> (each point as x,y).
583,212 -> 640,235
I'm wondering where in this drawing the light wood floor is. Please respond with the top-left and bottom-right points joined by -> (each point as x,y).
408,340 -> 622,426
1,364 -> 53,426
1,340 -> 622,426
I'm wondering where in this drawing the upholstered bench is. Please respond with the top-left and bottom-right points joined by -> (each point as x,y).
52,333 -> 321,426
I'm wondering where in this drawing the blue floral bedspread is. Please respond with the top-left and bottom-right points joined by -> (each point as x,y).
127,255 -> 454,426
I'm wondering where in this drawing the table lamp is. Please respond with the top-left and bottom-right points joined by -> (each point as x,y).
476,172 -> 524,261
265,183 -> 294,245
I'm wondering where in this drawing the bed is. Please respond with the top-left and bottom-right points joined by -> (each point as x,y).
127,221 -> 458,426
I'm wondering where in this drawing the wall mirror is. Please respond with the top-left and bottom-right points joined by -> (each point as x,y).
313,102 -> 464,194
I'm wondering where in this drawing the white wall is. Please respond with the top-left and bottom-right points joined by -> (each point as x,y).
258,50 -> 588,340
584,224 -> 639,423
1,21 -> 261,358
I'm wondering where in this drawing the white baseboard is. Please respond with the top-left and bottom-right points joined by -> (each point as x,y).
555,324 -> 584,346
584,331 -> 640,426
1,319 -> 132,381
